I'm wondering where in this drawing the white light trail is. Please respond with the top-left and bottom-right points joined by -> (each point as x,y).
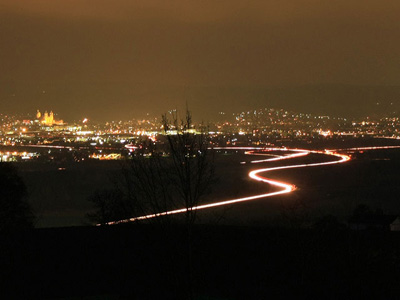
103,147 -> 350,225
247,150 -> 308,163
23,144 -> 69,149
335,145 -> 400,151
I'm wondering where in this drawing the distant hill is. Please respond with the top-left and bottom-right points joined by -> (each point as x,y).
1,82 -> 400,121
187,84 -> 400,121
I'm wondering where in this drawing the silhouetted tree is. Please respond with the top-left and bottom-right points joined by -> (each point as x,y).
161,110 -> 214,225
87,110 -> 214,299
161,110 -> 215,299
87,140 -> 178,224
88,110 -> 214,225
0,163 -> 34,233
86,188 -> 131,225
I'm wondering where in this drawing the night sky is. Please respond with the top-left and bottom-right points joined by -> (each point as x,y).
1,1 -> 400,121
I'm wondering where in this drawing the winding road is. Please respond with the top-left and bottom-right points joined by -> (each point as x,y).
104,147 -> 351,225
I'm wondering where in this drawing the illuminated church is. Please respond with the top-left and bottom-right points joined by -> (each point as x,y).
36,110 -> 64,126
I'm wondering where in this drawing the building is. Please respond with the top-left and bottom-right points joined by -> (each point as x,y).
37,110 -> 63,126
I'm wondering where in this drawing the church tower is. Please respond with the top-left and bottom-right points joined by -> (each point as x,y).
49,111 -> 54,125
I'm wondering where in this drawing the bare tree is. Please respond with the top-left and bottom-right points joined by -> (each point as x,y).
87,110 -> 214,298
161,110 -> 215,299
88,110 -> 214,225
87,140 -> 174,225
161,110 -> 214,225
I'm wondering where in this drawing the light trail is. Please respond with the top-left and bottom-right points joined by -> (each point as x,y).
20,144 -> 71,149
103,147 -> 350,225
216,146 -> 309,164
246,149 -> 309,163
335,145 -> 400,151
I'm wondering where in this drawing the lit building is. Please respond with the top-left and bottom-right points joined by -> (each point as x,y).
36,110 -> 64,126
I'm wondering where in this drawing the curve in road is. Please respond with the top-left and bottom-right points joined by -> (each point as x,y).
104,147 -> 350,225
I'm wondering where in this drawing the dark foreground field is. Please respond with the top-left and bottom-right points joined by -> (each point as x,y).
2,224 -> 400,299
